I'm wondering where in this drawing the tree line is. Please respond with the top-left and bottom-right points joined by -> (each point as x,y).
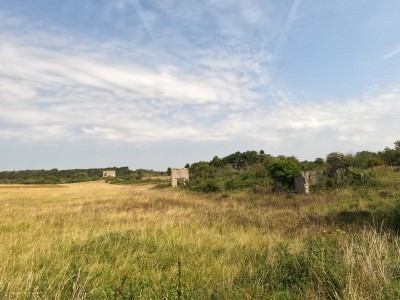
0,166 -> 164,184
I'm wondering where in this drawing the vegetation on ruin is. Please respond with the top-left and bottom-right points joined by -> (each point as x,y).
183,140 -> 400,193
1,140 -> 400,299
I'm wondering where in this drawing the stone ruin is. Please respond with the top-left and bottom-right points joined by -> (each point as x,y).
294,171 -> 321,194
326,157 -> 364,187
171,168 -> 189,187
326,157 -> 348,176
294,157 -> 364,194
103,170 -> 116,178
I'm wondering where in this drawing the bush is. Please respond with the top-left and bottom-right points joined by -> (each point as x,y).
192,179 -> 221,193
224,178 -> 247,191
71,172 -> 91,183
45,175 -> 61,184
268,160 -> 301,190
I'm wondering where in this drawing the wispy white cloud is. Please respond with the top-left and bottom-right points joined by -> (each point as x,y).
0,19 -> 264,143
215,84 -> 400,155
381,43 -> 400,61
0,38 -> 258,105
275,0 -> 302,57
131,0 -> 158,42
1,2 -> 399,161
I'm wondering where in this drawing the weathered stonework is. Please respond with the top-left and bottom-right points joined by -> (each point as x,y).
103,170 -> 116,178
327,157 -> 364,186
294,172 -> 309,194
294,171 -> 321,194
171,168 -> 189,187
327,157 -> 348,175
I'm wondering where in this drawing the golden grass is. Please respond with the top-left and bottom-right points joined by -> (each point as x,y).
1,180 -> 400,299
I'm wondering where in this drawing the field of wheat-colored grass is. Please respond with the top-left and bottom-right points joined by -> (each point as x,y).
1,170 -> 400,299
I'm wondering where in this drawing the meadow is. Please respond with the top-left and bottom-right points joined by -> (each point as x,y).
1,167 -> 400,299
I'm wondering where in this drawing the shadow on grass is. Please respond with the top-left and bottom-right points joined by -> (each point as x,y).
327,210 -> 373,225
306,210 -> 375,230
307,205 -> 400,234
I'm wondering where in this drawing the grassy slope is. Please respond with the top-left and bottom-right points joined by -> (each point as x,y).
0,167 -> 400,299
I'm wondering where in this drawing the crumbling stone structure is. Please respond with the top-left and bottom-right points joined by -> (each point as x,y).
294,171 -> 321,194
171,168 -> 189,187
294,172 -> 309,194
327,157 -> 364,186
327,157 -> 348,176
295,157 -> 364,194
103,170 -> 116,178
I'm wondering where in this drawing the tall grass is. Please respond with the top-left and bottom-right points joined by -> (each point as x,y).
0,167 -> 400,299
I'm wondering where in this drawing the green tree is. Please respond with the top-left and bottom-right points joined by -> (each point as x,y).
353,151 -> 384,169
190,162 -> 217,180
45,175 -> 61,184
135,170 -> 144,180
379,140 -> 400,166
395,139 -> 400,150
71,172 -> 91,183
210,156 -> 222,167
268,159 -> 301,190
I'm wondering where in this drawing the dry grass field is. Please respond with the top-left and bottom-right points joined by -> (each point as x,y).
1,172 -> 400,299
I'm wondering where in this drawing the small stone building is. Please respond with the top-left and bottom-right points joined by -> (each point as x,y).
171,168 -> 189,187
103,170 -> 116,178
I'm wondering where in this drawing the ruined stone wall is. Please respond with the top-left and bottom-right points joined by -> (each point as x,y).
294,171 -> 322,194
294,172 -> 309,194
294,157 -> 364,194
327,157 -> 364,186
171,168 -> 189,187
103,170 -> 116,178
327,157 -> 348,175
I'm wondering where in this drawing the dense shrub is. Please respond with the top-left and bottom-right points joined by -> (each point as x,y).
268,160 -> 301,190
192,179 -> 221,193
71,172 -> 91,183
224,178 -> 247,190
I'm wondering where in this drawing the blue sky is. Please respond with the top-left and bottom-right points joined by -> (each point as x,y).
1,0 -> 400,171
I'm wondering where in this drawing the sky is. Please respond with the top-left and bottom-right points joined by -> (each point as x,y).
1,0 -> 400,171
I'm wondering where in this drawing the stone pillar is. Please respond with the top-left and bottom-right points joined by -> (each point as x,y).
294,172 -> 310,194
